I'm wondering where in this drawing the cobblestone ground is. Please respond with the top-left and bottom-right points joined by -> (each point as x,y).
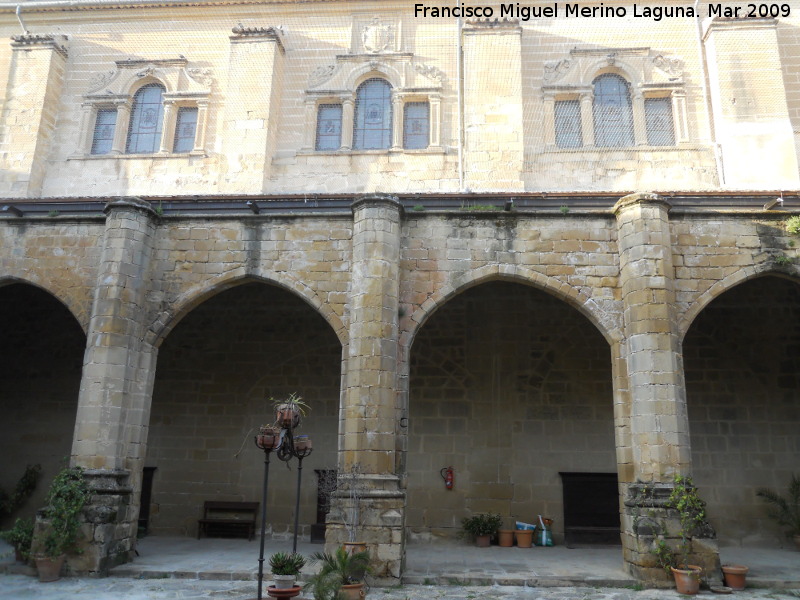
1,576 -> 800,600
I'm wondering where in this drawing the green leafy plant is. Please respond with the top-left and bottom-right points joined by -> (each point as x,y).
39,466 -> 90,558
460,512 -> 503,538
786,215 -> 800,236
462,204 -> 496,211
272,392 -> 310,417
756,474 -> 800,537
305,547 -> 371,600
0,464 -> 42,522
0,517 -> 35,562
155,201 -> 165,216
560,205 -> 570,214
47,210 -> 59,217
269,551 -> 306,575
774,255 -> 793,266
412,204 -> 425,211
650,476 -> 708,570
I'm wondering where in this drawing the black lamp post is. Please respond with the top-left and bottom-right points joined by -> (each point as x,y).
253,408 -> 313,600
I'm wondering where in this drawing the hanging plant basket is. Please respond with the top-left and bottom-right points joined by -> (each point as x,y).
257,426 -> 282,449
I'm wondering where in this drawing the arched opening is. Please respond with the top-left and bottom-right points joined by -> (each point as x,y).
684,275 -> 800,547
0,283 -> 85,524
406,281 -> 615,546
145,282 -> 341,538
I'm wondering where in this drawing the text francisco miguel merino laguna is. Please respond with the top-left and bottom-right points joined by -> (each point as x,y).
413,3 -> 791,21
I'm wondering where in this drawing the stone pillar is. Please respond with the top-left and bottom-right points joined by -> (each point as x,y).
703,17 -> 800,188
220,25 -> 285,192
70,197 -> 160,574
614,193 -> 719,583
632,92 -> 647,145
327,194 -> 405,581
341,98 -> 355,150
461,18 -> 524,190
580,93 -> 595,147
0,34 -> 68,197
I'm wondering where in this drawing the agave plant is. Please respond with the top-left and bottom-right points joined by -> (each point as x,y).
757,474 -> 800,537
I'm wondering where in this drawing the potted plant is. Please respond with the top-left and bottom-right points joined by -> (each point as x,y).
650,476 -> 708,595
33,466 -> 90,582
461,513 -> 502,547
305,547 -> 371,600
269,551 -> 306,589
273,393 -> 310,429
257,424 -> 283,450
0,517 -> 34,563
756,473 -> 800,550
721,564 -> 748,590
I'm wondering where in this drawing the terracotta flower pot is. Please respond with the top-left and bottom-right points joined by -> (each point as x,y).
671,565 -> 702,595
342,541 -> 367,555
266,585 -> 301,599
340,582 -> 366,600
721,564 -> 748,590
498,529 -> 514,547
35,555 -> 66,582
474,534 -> 491,547
514,529 -> 533,548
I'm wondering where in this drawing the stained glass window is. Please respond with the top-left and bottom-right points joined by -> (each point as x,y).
173,107 -> 198,153
316,104 -> 343,151
593,74 -> 634,147
554,100 -> 582,148
126,83 -> 165,154
403,102 -> 429,150
645,97 -> 675,146
353,78 -> 392,150
91,109 -> 117,155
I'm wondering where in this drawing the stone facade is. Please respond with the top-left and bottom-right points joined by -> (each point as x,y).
0,0 -> 799,585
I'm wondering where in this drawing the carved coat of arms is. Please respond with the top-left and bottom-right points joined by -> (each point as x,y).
362,18 -> 392,53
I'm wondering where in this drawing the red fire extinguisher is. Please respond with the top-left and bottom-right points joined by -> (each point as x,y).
440,466 -> 454,490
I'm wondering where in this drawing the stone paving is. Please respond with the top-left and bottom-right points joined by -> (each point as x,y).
2,575 -> 800,600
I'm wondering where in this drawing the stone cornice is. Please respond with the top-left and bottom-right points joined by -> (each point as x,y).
10,33 -> 68,57
0,0 -> 339,13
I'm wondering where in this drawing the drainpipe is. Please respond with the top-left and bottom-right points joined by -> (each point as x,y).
694,0 -> 725,185
16,5 -> 29,35
457,16 -> 465,193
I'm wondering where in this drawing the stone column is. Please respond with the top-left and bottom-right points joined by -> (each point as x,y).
0,34 -> 68,196
341,98 -> 355,150
614,193 -> 719,583
328,194 -> 405,582
580,93 -> 595,147
70,197 -> 160,574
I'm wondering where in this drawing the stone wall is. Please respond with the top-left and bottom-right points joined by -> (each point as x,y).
685,275 -> 800,547
406,282 -> 614,542
0,284 -> 85,523
147,282 -> 342,536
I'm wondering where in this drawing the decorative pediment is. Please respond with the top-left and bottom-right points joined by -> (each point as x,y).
85,58 -> 213,98
306,55 -> 443,94
542,47 -> 684,90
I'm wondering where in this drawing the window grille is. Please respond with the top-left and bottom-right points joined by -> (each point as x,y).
91,109 -> 117,155
353,78 -> 392,150
126,83 -> 166,154
316,104 -> 343,151
593,74 -> 634,147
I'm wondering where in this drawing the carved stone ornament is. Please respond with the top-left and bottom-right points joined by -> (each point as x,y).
309,64 -> 339,87
87,70 -> 119,93
652,54 -> 684,78
136,65 -> 157,79
231,23 -> 279,37
187,67 -> 213,87
362,17 -> 393,53
414,63 -> 444,83
606,52 -> 617,66
542,59 -> 572,83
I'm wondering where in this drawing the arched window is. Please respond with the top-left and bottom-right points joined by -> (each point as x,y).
353,78 -> 392,150
126,83 -> 166,154
593,74 -> 634,147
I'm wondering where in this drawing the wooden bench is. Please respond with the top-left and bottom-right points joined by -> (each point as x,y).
197,501 -> 259,541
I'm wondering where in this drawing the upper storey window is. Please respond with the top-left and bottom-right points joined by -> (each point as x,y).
80,58 -> 211,158
353,78 -> 393,150
126,84 -> 166,154
592,74 -> 634,148
541,48 -> 688,150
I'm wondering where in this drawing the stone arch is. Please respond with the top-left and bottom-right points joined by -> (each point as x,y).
0,275 -> 86,333
346,63 -> 404,91
146,270 -> 347,348
401,264 -> 621,353
584,59 -> 641,87
678,265 -> 800,339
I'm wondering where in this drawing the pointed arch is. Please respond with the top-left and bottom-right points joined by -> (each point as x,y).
678,265 -> 800,339
0,275 -> 86,333
401,264 -> 621,353
145,270 -> 347,348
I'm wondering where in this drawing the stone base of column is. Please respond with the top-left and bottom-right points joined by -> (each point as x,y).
73,469 -> 135,575
622,482 -> 721,586
326,474 -> 405,583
